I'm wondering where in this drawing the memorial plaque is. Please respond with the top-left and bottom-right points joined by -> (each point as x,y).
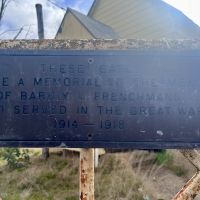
1,49 -> 200,148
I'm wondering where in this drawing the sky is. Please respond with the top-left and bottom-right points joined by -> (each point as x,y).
164,0 -> 200,26
0,0 -> 200,39
0,0 -> 94,39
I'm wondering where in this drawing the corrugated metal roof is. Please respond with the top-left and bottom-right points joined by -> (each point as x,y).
89,0 -> 200,39
154,0 -> 200,38
68,8 -> 119,39
87,0 -> 98,16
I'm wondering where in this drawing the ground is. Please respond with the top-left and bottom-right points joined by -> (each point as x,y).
0,149 -> 199,200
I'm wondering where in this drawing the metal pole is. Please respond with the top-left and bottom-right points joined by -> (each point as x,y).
80,148 -> 95,200
94,148 -> 99,168
35,4 -> 49,159
35,4 -> 44,39
172,150 -> 200,200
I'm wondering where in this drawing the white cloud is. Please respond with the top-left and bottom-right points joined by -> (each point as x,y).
0,0 -> 65,39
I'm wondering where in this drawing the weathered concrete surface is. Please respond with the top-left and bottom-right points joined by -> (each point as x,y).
0,39 -> 200,50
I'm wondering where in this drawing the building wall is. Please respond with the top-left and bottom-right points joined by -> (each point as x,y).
89,0 -> 200,39
56,12 -> 93,39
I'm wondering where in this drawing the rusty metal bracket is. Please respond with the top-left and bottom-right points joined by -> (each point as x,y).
173,150 -> 200,200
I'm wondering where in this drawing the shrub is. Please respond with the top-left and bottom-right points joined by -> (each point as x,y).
0,148 -> 30,169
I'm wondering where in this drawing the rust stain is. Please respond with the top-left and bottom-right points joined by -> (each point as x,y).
80,192 -> 87,200
80,149 -> 94,200
173,175 -> 196,200
80,158 -> 88,184
173,150 -> 200,200
81,173 -> 88,184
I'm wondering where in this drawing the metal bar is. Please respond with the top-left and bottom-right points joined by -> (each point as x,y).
94,149 -> 99,168
36,4 -> 49,159
35,4 -> 44,39
80,148 -> 94,200
173,150 -> 200,200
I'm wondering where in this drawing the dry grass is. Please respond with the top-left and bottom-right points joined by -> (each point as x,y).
0,151 -> 147,200
95,153 -> 144,200
0,154 -> 79,200
0,149 -> 193,200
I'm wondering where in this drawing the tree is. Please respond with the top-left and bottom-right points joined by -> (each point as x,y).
0,0 -> 11,23
0,0 -> 29,41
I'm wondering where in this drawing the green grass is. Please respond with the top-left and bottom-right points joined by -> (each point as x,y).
155,150 -> 187,177
154,150 -> 173,165
0,154 -> 79,200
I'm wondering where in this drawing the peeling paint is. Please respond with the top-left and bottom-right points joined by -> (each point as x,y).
80,149 -> 94,200
173,171 -> 200,200
58,142 -> 68,148
156,130 -> 164,136
140,130 -> 146,134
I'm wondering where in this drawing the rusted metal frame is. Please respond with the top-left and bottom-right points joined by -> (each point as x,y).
80,148 -> 95,200
173,150 -> 200,200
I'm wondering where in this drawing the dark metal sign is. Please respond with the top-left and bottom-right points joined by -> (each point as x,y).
1,49 -> 200,148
